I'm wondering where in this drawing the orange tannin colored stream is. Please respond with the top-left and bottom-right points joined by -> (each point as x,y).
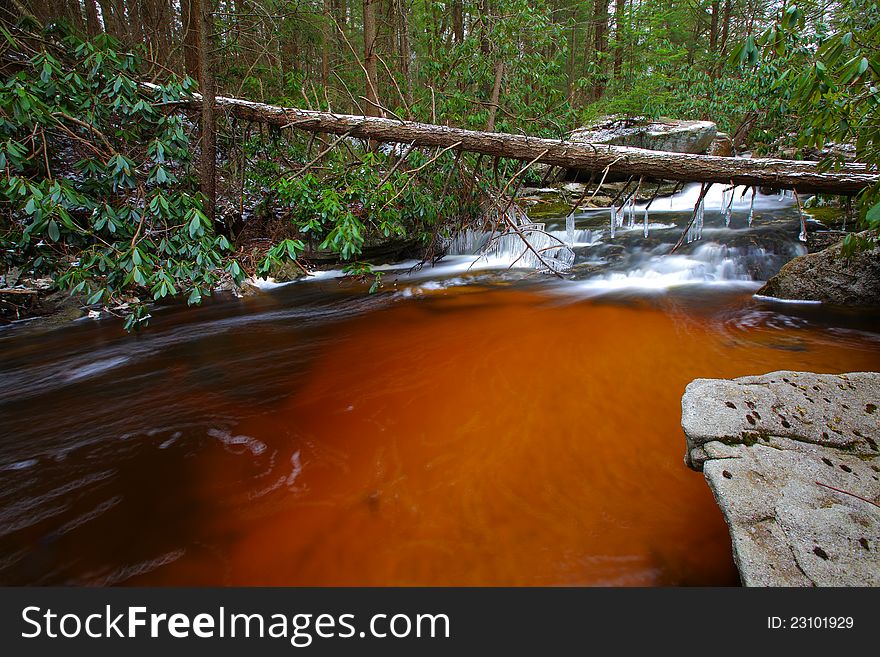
96,286 -> 875,587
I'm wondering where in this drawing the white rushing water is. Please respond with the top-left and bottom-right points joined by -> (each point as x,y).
251,182 -> 808,298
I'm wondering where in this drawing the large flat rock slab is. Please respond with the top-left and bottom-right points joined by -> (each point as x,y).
570,117 -> 717,154
682,371 -> 880,586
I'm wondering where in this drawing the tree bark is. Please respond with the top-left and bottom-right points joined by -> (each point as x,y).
96,0 -> 123,40
125,0 -> 144,46
84,0 -> 102,36
590,0 -> 609,101
451,0 -> 463,43
486,60 -> 503,132
181,0 -> 201,79
163,89 -> 879,194
363,0 -> 382,117
478,0 -> 490,55
196,0 -> 216,220
322,0 -> 331,88
612,0 -> 625,79
710,1 -> 719,52
719,0 -> 732,56
398,0 -> 414,112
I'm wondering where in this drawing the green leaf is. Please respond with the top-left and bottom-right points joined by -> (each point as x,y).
188,213 -> 201,238
47,219 -> 60,241
866,201 -> 880,228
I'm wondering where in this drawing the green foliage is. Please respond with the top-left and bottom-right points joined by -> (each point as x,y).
739,2 -> 880,234
265,147 -> 468,264
0,24 -> 243,328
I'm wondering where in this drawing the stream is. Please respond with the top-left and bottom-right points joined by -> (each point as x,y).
1,184 -> 878,586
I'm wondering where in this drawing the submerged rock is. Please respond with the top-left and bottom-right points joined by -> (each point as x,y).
757,231 -> 880,305
570,116 -> 717,154
682,371 -> 880,586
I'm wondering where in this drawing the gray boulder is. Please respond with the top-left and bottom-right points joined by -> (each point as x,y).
682,371 -> 880,586
757,231 -> 880,305
569,116 -> 717,154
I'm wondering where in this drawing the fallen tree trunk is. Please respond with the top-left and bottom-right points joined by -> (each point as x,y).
162,87 -> 878,194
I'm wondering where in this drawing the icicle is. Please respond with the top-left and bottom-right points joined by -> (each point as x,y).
565,213 -> 575,247
794,193 -> 808,243
696,197 -> 705,241
643,208 -> 649,238
723,187 -> 733,227
748,188 -> 755,226
610,206 -> 617,238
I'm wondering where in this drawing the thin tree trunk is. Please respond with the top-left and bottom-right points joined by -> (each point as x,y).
399,0 -> 414,112
613,0 -> 625,79
478,0 -> 490,55
166,90 -> 879,194
486,60 -> 503,132
181,0 -> 201,79
590,0 -> 609,101
709,1 -> 719,52
97,0 -> 123,41
363,0 -> 382,118
322,0 -> 331,87
719,0 -> 732,56
196,0 -> 216,220
84,0 -> 102,35
451,0 -> 463,43
125,0 -> 144,46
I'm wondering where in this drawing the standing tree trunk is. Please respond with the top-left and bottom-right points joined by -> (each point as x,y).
709,1 -> 720,52
322,0 -> 331,88
589,0 -> 609,101
398,0 -> 414,113
62,0 -> 85,32
612,0 -> 625,80
478,0 -> 490,55
719,0 -> 732,56
363,0 -> 382,118
486,60 -> 504,132
97,0 -> 123,41
451,0 -> 463,43
195,0 -> 216,220
84,0 -> 102,36
125,0 -> 145,47
181,0 -> 201,79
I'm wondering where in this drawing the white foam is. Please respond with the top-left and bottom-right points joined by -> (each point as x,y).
752,294 -> 823,305
65,356 -> 129,381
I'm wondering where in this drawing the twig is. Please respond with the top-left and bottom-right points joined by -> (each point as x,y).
379,142 -> 462,212
332,17 -> 381,116
816,481 -> 880,509
589,156 -> 625,202
290,130 -> 353,179
378,141 -> 416,186
670,182 -> 712,254
358,96 -> 404,123
376,52 -> 412,119
40,129 -> 51,181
